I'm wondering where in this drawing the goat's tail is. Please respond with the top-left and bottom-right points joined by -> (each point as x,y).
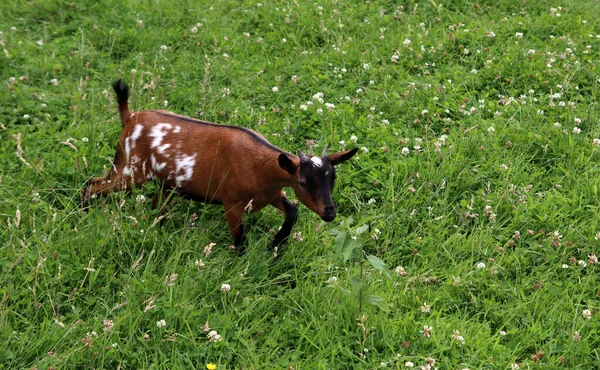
112,79 -> 130,125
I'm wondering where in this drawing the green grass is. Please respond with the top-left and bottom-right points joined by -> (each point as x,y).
2,0 -> 600,368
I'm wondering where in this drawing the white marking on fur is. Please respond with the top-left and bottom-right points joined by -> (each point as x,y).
147,172 -> 156,180
174,154 -> 197,187
130,113 -> 136,119
122,166 -> 132,177
130,125 -> 143,149
310,156 -> 323,167
151,154 -> 167,172
149,123 -> 173,149
173,126 -> 181,133
157,143 -> 171,154
124,137 -> 131,162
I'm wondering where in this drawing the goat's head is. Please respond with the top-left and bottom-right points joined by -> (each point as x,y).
278,146 -> 358,222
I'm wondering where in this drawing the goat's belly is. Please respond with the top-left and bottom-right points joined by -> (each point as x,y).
178,191 -> 223,205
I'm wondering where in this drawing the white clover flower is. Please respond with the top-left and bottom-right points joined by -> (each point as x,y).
589,254 -> 598,264
403,39 -> 411,47
451,329 -> 465,344
156,319 -> 167,328
499,330 -> 507,336
316,108 -> 323,115
401,147 -> 410,156
207,330 -> 222,342
191,26 -> 198,34
272,86 -> 279,93
488,126 -> 495,134
221,283 -> 231,292
160,45 -> 168,50
395,266 -> 407,277
350,135 -> 358,143
360,146 -> 368,154
391,54 -> 399,63
573,127 -> 581,134
50,78 -> 58,86
195,259 -> 205,269
367,198 -> 376,205
299,104 -> 308,111
515,32 -> 523,39
476,262 -> 486,269
405,362 -> 414,367
362,63 -> 370,70
137,20 -> 143,26
562,264 -> 569,269
582,309 -> 593,319
326,276 -> 338,285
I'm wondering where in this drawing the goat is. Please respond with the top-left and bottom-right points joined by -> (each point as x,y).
82,79 -> 358,248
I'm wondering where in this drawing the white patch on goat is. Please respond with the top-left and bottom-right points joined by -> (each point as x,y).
151,154 -> 167,172
130,125 -> 143,149
174,154 -> 197,187
122,166 -> 132,177
173,126 -> 181,133
124,137 -> 131,162
157,143 -> 171,154
147,172 -> 156,181
130,113 -> 136,119
149,123 -> 173,150
310,156 -> 323,167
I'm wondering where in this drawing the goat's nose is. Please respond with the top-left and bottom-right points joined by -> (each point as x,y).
325,205 -> 335,214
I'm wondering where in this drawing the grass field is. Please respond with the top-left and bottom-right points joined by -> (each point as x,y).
2,0 -> 600,368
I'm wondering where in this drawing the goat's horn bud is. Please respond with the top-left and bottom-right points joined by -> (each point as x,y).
321,144 -> 329,158
297,150 -> 308,159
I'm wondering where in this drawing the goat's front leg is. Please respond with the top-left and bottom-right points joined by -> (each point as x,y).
270,192 -> 298,248
223,202 -> 245,249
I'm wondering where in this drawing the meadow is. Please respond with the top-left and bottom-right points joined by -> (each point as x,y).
1,0 -> 600,368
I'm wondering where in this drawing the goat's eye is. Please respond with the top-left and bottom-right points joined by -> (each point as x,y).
298,181 -> 308,189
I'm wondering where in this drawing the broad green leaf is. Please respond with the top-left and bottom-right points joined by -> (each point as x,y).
365,295 -> 390,312
342,238 -> 361,262
366,254 -> 391,279
349,276 -> 364,294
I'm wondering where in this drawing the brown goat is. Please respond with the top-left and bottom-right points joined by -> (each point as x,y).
82,80 -> 357,248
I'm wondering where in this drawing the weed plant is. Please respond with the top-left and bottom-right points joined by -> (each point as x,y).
1,0 -> 600,368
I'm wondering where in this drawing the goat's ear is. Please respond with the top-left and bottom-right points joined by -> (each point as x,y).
329,148 -> 358,166
278,153 -> 297,174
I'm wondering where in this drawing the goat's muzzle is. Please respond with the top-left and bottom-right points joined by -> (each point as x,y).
322,206 -> 336,222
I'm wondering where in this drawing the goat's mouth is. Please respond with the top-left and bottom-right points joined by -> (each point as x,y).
321,211 -> 336,222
